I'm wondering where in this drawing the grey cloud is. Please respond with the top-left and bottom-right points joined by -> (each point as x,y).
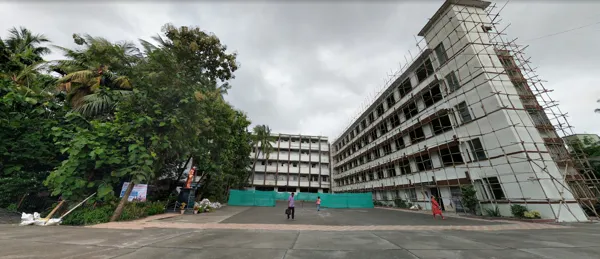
1,1 -> 599,139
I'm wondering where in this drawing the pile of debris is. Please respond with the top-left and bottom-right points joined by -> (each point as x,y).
197,198 -> 222,209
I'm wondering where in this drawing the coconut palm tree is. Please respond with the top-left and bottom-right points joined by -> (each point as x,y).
250,125 -> 274,182
52,34 -> 141,118
0,27 -> 51,88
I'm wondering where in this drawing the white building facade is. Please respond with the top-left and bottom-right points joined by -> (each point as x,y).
248,133 -> 331,193
330,0 -> 591,222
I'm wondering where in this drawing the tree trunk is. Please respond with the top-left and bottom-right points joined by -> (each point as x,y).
250,146 -> 261,184
110,182 -> 134,222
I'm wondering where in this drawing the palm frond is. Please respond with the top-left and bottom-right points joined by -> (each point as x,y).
76,92 -> 113,117
75,90 -> 133,117
139,39 -> 157,53
59,70 -> 95,83
112,76 -> 132,89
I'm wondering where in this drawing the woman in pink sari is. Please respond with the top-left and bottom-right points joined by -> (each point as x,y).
431,196 -> 445,219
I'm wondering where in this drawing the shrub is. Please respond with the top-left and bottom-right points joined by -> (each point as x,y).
460,185 -> 478,214
394,198 -> 408,208
5,203 -> 17,212
61,200 -> 166,225
146,201 -> 166,216
510,204 -> 528,218
62,203 -> 115,226
484,206 -> 501,217
524,210 -> 541,219
119,201 -> 148,221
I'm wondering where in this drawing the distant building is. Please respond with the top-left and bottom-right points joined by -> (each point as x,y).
247,133 -> 331,193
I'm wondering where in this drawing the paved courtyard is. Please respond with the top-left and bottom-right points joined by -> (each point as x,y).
1,203 -> 600,258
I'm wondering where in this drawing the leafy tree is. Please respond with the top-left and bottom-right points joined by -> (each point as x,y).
250,125 -> 274,182
568,136 -> 600,177
0,78 -> 65,208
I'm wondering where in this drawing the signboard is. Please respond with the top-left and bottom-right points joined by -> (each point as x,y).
119,182 -> 148,202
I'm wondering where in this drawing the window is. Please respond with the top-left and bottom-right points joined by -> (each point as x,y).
373,148 -> 381,159
394,136 -> 405,150
368,172 -> 374,181
422,84 -> 443,108
483,177 -> 506,200
386,94 -> 396,108
379,122 -> 388,135
376,104 -> 385,117
499,57 -> 513,68
361,120 -> 367,129
467,138 -> 487,161
455,101 -> 472,123
261,161 -> 265,165
415,154 -> 433,171
409,127 -> 426,144
407,188 -> 417,201
293,163 -> 298,167
416,58 -> 434,83
388,168 -> 397,177
398,78 -> 412,98
368,113 -> 375,124
445,71 -> 460,92
439,145 -> 464,166
390,113 -> 401,128
369,130 -> 377,142
431,114 -> 453,135
398,159 -> 411,175
377,171 -> 384,179
403,101 -> 418,120
434,42 -> 448,65
383,143 -> 392,155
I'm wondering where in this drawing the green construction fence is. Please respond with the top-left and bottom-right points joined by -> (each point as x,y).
227,190 -> 374,209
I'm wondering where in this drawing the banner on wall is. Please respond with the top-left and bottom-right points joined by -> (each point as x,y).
119,182 -> 148,202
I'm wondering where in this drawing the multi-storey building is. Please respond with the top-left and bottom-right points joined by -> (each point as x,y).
330,0 -> 594,222
248,133 -> 331,193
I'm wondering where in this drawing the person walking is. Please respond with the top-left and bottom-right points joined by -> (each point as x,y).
316,196 -> 321,211
287,192 -> 295,220
431,195 -> 445,220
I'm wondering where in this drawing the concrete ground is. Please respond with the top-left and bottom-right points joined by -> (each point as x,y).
221,201 -> 504,226
2,203 -> 600,258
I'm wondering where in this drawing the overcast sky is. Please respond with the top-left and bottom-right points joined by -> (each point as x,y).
1,1 -> 599,140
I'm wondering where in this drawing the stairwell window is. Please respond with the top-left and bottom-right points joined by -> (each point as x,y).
434,42 -> 448,65
455,101 -> 472,123
467,138 -> 487,161
445,71 -> 460,93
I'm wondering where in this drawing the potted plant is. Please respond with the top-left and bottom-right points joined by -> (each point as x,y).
193,205 -> 199,214
179,202 -> 186,214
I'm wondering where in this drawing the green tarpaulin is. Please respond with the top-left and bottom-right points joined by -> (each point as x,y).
228,190 -> 373,209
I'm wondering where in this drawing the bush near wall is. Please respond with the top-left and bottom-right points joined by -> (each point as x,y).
61,201 -> 166,226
